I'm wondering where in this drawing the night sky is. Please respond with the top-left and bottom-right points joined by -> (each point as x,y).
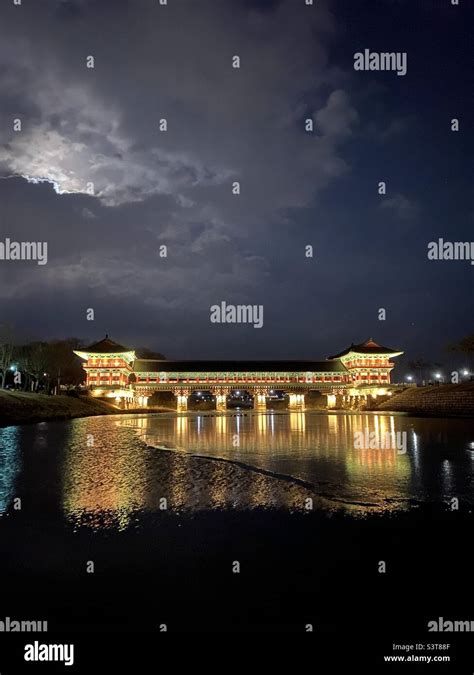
0,0 -> 472,367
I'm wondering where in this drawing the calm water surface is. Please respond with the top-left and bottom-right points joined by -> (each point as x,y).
1,412 -> 473,530
125,411 -> 474,505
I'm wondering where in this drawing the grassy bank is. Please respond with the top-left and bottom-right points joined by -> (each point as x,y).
377,381 -> 474,417
0,390 -> 169,427
4,384 -> 474,427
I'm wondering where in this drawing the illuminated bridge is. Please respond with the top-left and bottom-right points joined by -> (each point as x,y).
74,337 -> 403,411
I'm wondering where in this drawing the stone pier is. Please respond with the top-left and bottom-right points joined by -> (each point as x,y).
174,389 -> 189,412
288,393 -> 305,410
326,394 -> 336,409
253,389 -> 267,411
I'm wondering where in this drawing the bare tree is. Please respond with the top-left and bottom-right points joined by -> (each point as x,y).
447,334 -> 474,353
446,334 -> 474,372
407,358 -> 434,385
22,342 -> 50,392
0,324 -> 14,389
447,334 -> 474,358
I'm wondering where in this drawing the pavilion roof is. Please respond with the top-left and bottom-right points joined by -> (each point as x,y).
328,338 -> 403,360
75,335 -> 134,356
133,359 -> 348,373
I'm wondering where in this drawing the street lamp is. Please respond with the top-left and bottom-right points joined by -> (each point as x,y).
463,370 -> 469,376
406,375 -> 413,381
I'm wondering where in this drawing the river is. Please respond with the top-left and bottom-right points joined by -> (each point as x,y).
0,411 -> 473,635
1,411 -> 473,528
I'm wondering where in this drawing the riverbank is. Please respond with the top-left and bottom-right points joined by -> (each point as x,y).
3,384 -> 474,427
377,382 -> 474,417
0,390 -> 172,427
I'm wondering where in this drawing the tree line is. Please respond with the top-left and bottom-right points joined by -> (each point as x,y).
0,326 -> 85,392
0,324 -> 165,393
406,334 -> 474,383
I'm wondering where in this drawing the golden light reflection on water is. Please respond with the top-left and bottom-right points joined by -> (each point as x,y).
290,412 -> 306,433
124,412 -> 413,509
343,415 -> 410,481
61,412 -> 432,530
62,418 -> 147,530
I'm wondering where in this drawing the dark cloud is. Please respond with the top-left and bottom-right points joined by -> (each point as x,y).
0,0 -> 472,363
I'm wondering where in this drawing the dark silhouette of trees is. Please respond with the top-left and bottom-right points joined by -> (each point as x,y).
14,338 -> 85,392
0,324 -> 14,389
407,358 -> 432,384
447,334 -> 474,356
